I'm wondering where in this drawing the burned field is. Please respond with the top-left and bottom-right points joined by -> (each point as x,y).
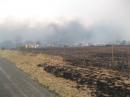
43,64 -> 130,97
28,45 -> 130,71
25,46 -> 130,97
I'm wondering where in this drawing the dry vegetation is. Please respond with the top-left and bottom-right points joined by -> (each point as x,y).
0,50 -> 91,97
0,46 -> 130,97
29,46 -> 130,71
17,45 -> 130,97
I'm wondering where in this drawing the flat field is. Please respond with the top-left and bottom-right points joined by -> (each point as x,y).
0,45 -> 130,97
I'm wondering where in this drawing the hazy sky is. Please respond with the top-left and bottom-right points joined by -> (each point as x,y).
0,0 -> 129,44
0,0 -> 129,23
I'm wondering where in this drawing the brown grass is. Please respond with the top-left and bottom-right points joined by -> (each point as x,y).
0,50 -> 91,97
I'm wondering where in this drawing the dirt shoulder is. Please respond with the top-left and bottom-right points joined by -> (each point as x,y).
0,50 -> 91,97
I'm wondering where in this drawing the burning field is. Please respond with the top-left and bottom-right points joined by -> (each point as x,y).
0,45 -> 130,97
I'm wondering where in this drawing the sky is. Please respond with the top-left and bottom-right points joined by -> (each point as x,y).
0,0 -> 129,45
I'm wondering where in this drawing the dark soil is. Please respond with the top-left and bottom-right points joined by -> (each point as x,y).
43,64 -> 130,97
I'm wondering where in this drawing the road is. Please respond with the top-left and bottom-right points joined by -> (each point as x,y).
0,58 -> 57,97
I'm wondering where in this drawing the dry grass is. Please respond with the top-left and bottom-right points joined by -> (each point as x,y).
0,50 -> 91,97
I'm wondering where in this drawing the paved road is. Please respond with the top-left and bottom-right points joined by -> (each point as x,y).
0,58 -> 57,97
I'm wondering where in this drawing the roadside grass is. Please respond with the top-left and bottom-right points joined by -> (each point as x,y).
0,50 -> 91,97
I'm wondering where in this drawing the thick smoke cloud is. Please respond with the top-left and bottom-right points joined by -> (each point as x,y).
0,0 -> 129,47
44,21 -> 124,45
0,20 -> 126,47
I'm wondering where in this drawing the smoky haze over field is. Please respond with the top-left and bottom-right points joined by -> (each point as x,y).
0,0 -> 129,47
0,20 -> 128,46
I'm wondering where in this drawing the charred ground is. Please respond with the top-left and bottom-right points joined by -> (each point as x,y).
18,45 -> 130,97
23,45 -> 130,71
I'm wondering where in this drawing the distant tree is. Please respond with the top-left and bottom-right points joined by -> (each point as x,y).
0,40 -> 15,49
14,35 -> 23,48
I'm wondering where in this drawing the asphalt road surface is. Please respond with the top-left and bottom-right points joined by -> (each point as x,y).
0,58 -> 57,97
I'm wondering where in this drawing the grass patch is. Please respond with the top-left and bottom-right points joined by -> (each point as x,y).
0,50 -> 91,97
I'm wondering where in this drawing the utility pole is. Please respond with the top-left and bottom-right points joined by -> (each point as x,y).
111,44 -> 114,67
